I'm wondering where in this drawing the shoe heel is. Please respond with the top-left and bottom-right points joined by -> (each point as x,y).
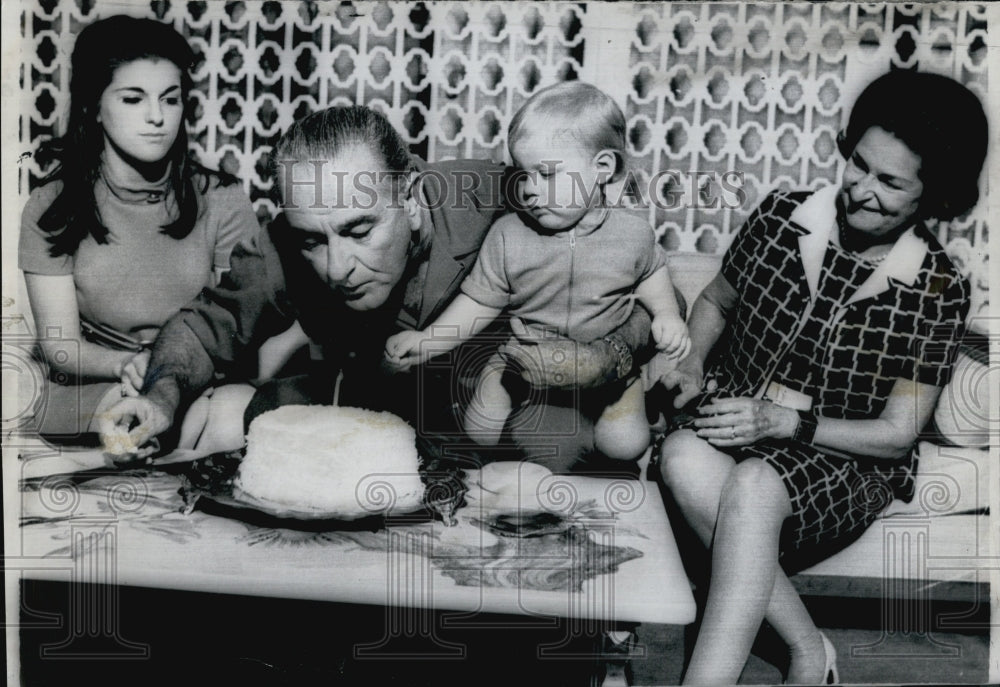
820,632 -> 839,684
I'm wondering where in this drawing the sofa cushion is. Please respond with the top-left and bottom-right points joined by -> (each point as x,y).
882,441 -> 990,517
792,513 -> 990,601
932,343 -> 994,448
665,252 -> 722,313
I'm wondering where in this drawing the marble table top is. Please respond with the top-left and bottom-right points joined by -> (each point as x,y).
11,444 -> 696,626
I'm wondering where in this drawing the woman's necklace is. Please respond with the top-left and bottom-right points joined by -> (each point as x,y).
836,214 -> 894,267
859,250 -> 888,266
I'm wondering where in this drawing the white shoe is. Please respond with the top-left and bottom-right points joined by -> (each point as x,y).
820,632 -> 839,684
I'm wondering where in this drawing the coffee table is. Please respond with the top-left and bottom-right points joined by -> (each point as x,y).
10,444 -> 696,683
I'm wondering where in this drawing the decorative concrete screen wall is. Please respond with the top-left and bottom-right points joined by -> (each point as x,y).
18,1 -> 990,318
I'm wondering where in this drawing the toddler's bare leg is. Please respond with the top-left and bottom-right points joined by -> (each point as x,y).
594,379 -> 650,461
193,384 -> 256,453
463,352 -> 512,446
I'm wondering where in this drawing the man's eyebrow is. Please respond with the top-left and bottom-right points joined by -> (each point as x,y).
288,225 -> 323,234
338,215 -> 379,233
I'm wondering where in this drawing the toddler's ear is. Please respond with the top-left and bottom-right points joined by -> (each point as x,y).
593,149 -> 621,183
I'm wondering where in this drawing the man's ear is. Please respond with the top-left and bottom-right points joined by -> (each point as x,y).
593,149 -> 620,184
404,171 -> 423,232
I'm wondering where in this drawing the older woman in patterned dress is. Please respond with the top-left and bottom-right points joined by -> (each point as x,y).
656,71 -> 987,684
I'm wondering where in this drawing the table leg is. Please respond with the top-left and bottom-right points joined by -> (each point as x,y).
600,629 -> 636,687
618,623 -> 686,686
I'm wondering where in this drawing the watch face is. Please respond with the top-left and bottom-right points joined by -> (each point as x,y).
795,411 -> 818,444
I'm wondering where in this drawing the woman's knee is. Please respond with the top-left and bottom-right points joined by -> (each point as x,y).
657,429 -> 726,505
657,430 -> 708,486
719,458 -> 790,517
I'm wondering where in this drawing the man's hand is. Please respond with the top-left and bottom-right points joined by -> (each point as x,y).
496,317 -> 617,391
96,395 -> 173,462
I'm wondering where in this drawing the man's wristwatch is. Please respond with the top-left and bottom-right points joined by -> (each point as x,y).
602,333 -> 633,382
792,410 -> 818,445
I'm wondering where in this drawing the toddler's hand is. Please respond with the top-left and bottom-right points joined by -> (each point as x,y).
652,315 -> 691,361
115,350 -> 150,397
384,330 -> 427,371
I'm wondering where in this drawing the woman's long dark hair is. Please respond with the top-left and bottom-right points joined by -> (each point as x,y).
34,15 -> 234,257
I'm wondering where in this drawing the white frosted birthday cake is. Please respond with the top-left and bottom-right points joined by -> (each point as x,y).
234,405 -> 425,516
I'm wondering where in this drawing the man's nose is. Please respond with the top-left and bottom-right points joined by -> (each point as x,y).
325,237 -> 354,284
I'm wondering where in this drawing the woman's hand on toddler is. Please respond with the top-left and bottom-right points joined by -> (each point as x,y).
651,314 -> 691,361
384,330 -> 428,371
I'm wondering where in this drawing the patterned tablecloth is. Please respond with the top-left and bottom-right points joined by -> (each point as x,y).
12,447 -> 696,627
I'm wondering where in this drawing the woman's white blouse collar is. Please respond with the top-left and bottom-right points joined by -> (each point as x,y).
788,184 -> 928,303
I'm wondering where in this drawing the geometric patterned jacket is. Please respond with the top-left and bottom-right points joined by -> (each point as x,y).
713,184 -> 970,425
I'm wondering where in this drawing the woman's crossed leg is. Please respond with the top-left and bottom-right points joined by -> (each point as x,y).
659,429 -> 829,684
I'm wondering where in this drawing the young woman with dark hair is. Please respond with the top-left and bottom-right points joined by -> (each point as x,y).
19,15 -> 259,437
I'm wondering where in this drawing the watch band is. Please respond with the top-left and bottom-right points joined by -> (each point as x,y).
602,334 -> 633,381
792,410 -> 818,445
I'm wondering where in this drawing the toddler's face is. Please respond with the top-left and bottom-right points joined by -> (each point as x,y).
510,131 -> 604,231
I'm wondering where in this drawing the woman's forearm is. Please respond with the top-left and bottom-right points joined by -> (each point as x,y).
684,275 -> 734,368
811,417 -> 918,459
39,338 -> 132,381
798,378 -> 939,460
815,379 -> 938,459
26,272 -> 130,381
685,298 -> 727,367
750,403 -> 921,459
699,381 -> 931,461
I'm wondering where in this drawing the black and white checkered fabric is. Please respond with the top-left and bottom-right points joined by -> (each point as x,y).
679,191 -> 970,555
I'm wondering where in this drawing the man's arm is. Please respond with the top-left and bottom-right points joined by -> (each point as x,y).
98,229 -> 292,456
496,296 -> 662,392
96,320 -> 217,458
142,319 -> 219,418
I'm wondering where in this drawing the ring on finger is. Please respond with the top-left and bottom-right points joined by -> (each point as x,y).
730,426 -> 737,439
